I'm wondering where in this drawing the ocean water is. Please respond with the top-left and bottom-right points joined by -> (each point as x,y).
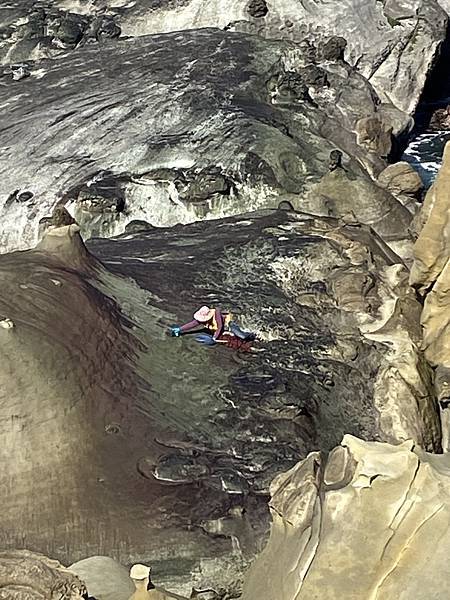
401,129 -> 450,189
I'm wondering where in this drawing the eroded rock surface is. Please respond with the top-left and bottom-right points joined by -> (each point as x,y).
410,143 -> 450,444
0,549 -> 86,599
0,27 -> 415,253
243,435 -> 450,600
0,208 -> 439,594
3,0 -> 445,114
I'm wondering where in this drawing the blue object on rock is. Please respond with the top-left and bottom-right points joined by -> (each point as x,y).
170,326 -> 182,337
195,333 -> 216,346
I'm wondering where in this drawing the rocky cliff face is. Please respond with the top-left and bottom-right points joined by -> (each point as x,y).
0,25 -> 415,254
242,434 -> 450,600
1,0 -> 447,255
0,209 -> 440,594
1,0 -> 449,597
410,141 -> 450,448
1,0 -> 446,114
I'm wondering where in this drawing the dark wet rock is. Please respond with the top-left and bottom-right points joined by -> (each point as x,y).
329,149 -> 343,171
55,15 -> 86,47
247,0 -> 268,18
93,16 -> 121,41
274,71 -> 313,104
175,168 -> 232,204
320,36 -> 347,61
298,65 -> 329,89
0,28 -> 412,251
16,190 -> 34,202
277,200 -> 295,211
430,105 -> 450,131
125,220 -> 155,233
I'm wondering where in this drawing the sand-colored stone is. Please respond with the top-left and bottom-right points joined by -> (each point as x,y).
410,141 -> 450,293
377,161 -> 423,197
420,256 -> 450,370
242,435 -> 450,600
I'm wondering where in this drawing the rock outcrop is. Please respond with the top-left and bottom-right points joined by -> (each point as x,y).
410,142 -> 450,446
3,0 -> 444,114
410,142 -> 450,293
0,27 -> 413,253
242,435 -> 450,600
0,211 -> 440,594
0,550 -> 86,599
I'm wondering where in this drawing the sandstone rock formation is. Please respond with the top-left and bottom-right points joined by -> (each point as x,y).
410,141 -> 450,294
242,435 -> 450,600
0,550 -> 86,599
0,212 -> 440,594
410,143 -> 450,446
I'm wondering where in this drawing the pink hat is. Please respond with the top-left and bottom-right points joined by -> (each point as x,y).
194,306 -> 215,322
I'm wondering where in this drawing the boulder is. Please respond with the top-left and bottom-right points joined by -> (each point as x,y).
377,161 -> 423,197
69,556 -> 134,600
242,435 -> 450,600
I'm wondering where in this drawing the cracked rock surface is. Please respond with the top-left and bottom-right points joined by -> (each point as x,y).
242,434 -> 450,600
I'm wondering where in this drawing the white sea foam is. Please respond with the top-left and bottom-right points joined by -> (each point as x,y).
402,130 -> 450,188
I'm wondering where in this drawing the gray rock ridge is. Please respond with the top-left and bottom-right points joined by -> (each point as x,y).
242,434 -> 450,600
2,0 -> 445,114
0,210 -> 440,594
0,28 -> 413,252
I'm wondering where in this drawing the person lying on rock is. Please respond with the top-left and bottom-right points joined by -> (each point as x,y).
170,305 -> 255,346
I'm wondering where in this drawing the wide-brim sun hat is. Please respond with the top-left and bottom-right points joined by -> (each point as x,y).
130,564 -> 151,580
194,306 -> 215,322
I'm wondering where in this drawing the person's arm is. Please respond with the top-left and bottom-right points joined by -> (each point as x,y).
213,309 -> 224,340
180,319 -> 201,333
